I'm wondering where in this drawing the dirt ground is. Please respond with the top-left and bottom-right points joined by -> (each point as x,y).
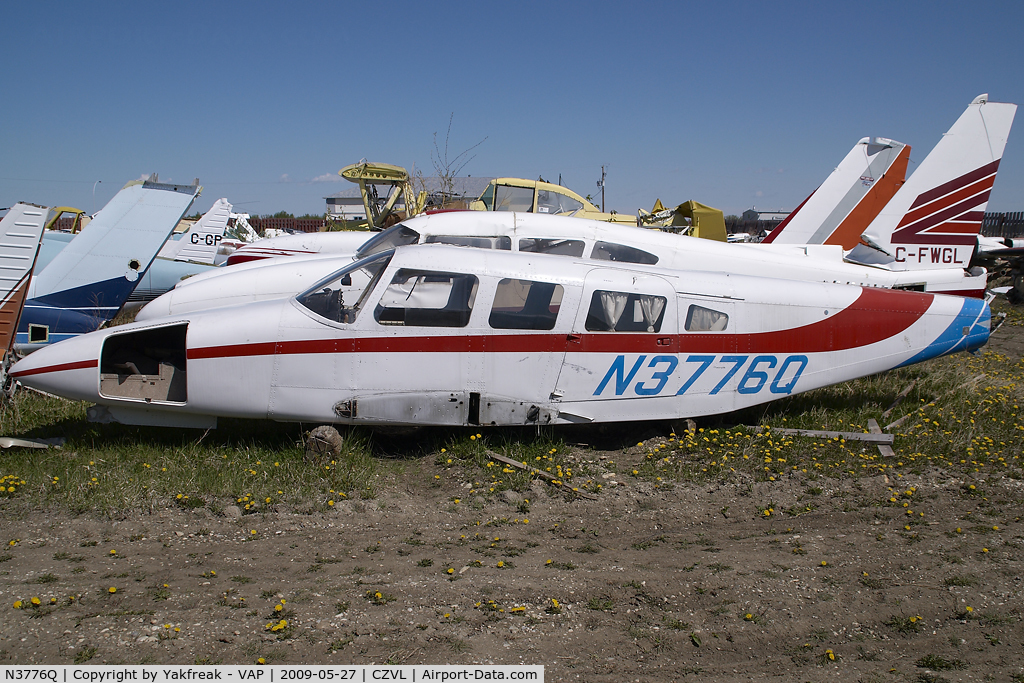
0,322 -> 1020,681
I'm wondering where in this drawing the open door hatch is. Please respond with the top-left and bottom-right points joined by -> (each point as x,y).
99,324 -> 188,403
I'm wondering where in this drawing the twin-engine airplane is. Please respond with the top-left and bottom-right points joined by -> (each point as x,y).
13,244 -> 989,429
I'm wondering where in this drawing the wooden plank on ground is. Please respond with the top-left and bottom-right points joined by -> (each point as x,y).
745,426 -> 893,445
867,418 -> 895,458
488,452 -> 599,500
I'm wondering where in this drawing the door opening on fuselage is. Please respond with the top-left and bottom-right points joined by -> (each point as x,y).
99,323 -> 188,403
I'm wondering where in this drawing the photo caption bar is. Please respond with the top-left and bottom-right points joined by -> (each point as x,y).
0,666 -> 543,683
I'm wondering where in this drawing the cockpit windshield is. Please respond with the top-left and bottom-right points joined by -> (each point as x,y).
355,224 -> 420,259
296,251 -> 393,323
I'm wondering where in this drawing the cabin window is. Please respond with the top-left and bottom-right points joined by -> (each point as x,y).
493,185 -> 534,212
685,304 -> 729,331
27,324 -> 49,344
425,235 -> 512,250
591,241 -> 659,265
297,251 -> 393,323
585,291 -> 666,332
488,279 -> 563,330
519,238 -> 586,257
375,269 -> 478,327
355,224 -> 421,258
536,190 -> 583,215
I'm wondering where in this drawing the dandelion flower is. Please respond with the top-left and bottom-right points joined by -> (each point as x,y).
12,600 -> 21,609
108,587 -> 117,594
447,568 -> 454,575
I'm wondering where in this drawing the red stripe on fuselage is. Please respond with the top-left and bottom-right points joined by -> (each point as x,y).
187,288 -> 933,360
10,359 -> 97,378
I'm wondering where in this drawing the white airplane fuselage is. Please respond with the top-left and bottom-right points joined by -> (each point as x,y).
14,245 -> 990,429
137,212 -> 988,323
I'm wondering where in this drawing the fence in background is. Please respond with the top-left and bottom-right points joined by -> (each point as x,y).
982,212 -> 1024,239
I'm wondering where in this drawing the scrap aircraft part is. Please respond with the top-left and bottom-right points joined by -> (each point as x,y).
763,137 -> 910,250
850,95 -> 1017,272
0,204 -> 48,367
333,161 -> 424,233
158,198 -> 232,265
17,177 -> 201,352
11,244 -> 990,429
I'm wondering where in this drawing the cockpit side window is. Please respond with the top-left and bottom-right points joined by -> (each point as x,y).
355,224 -> 421,258
684,305 -> 729,332
374,269 -> 479,328
585,290 -> 666,332
425,235 -> 512,250
591,241 -> 659,265
296,252 -> 393,323
519,238 -> 586,257
489,279 -> 563,330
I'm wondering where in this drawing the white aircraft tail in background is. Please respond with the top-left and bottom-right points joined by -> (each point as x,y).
848,95 -> 1017,271
18,176 -> 200,351
157,198 -> 231,265
763,137 -> 910,250
0,204 -> 47,368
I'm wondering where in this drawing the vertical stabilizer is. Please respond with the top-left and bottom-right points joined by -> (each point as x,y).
850,95 -> 1017,270
18,178 -> 200,350
0,204 -> 47,362
763,137 -> 909,249
158,198 -> 232,265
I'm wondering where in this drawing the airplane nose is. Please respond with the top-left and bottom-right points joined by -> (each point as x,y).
10,333 -> 102,401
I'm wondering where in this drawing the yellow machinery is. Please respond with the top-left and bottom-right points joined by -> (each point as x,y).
327,162 -> 426,232
638,199 -> 727,241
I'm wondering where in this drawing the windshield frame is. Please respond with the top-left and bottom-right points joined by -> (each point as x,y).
294,250 -> 395,324
354,223 -> 421,259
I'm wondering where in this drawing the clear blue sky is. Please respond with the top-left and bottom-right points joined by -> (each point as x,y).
2,0 -> 1022,218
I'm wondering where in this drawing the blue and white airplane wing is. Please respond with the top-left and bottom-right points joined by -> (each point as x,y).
18,177 -> 199,351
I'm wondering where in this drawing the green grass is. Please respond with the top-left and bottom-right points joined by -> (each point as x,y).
0,392 -> 382,515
